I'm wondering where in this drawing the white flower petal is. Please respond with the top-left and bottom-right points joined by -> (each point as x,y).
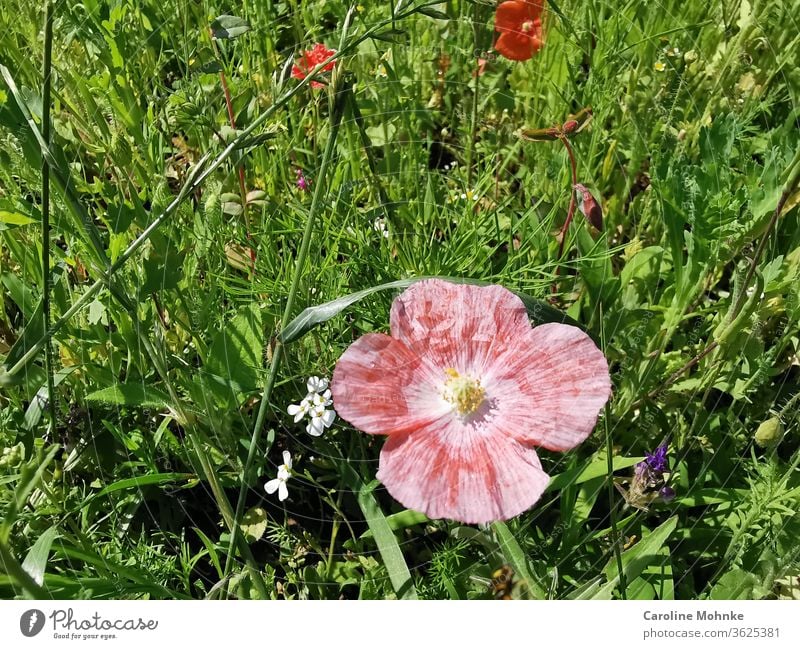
282,450 -> 292,469
288,404 -> 306,422
265,478 -> 281,494
278,482 -> 289,501
306,419 -> 325,437
321,408 -> 336,427
306,376 -> 329,394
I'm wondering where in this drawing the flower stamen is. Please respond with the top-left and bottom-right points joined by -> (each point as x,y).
442,368 -> 486,416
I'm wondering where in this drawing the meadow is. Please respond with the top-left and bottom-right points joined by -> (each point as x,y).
1,0 -> 799,600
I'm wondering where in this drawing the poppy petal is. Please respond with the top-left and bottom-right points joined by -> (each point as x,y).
494,1 -> 530,34
495,31 -> 536,61
378,419 -> 550,524
331,333 -> 447,435
389,279 -> 532,374
484,323 -> 612,451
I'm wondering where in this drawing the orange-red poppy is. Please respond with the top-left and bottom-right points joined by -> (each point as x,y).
292,43 -> 336,89
494,0 -> 545,61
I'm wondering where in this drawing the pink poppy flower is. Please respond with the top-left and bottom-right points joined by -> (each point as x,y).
331,279 -> 611,524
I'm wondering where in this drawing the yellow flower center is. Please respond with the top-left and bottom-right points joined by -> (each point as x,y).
442,368 -> 486,416
521,20 -> 535,33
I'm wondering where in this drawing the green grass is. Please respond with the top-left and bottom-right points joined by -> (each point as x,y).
1,0 -> 799,600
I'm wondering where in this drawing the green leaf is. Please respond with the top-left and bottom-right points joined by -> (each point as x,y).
21,525 -> 59,587
417,6 -> 449,20
334,453 -> 418,601
0,210 -> 37,227
205,302 -> 263,393
279,276 -> 583,345
210,15 -> 251,39
85,384 -> 171,408
546,454 -> 642,493
493,521 -> 547,599
592,516 -> 678,599
359,509 -> 429,539
710,568 -> 761,599
93,473 -> 195,498
239,506 -> 268,542
141,235 -> 185,294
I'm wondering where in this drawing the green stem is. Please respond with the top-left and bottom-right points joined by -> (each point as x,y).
221,75 -> 350,593
41,0 -> 57,430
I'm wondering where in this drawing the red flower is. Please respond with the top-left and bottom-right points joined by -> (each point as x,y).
331,280 -> 611,524
292,43 -> 336,89
494,0 -> 545,61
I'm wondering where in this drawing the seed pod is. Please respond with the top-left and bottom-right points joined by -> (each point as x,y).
573,183 -> 603,230
562,119 -> 579,134
754,416 -> 783,448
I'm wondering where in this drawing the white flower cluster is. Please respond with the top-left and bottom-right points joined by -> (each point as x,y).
287,376 -> 337,437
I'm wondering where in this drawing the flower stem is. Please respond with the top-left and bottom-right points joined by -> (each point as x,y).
41,0 -> 57,430
221,74 -> 350,594
556,135 -> 578,259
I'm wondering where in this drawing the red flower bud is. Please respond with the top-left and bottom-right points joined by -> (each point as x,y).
573,183 -> 603,230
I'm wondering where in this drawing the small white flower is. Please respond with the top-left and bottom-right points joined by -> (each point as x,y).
287,397 -> 311,422
306,376 -> 329,394
373,217 -> 390,239
306,404 -> 336,436
265,450 -> 292,501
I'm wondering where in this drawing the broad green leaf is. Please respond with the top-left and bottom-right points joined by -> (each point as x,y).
205,302 -> 263,393
85,383 -> 171,408
592,516 -> 678,599
279,276 -> 583,345
21,526 -> 59,586
239,506 -> 268,542
210,15 -> 251,39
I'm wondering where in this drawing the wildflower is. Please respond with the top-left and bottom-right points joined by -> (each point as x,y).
494,0 -> 545,62
654,61 -> 666,72
265,450 -> 293,501
373,217 -> 390,239
620,445 -> 673,510
643,444 -> 668,473
295,168 -> 310,192
331,279 -> 611,524
291,43 -> 336,89
287,376 -> 337,436
665,46 -> 680,57
306,390 -> 336,436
